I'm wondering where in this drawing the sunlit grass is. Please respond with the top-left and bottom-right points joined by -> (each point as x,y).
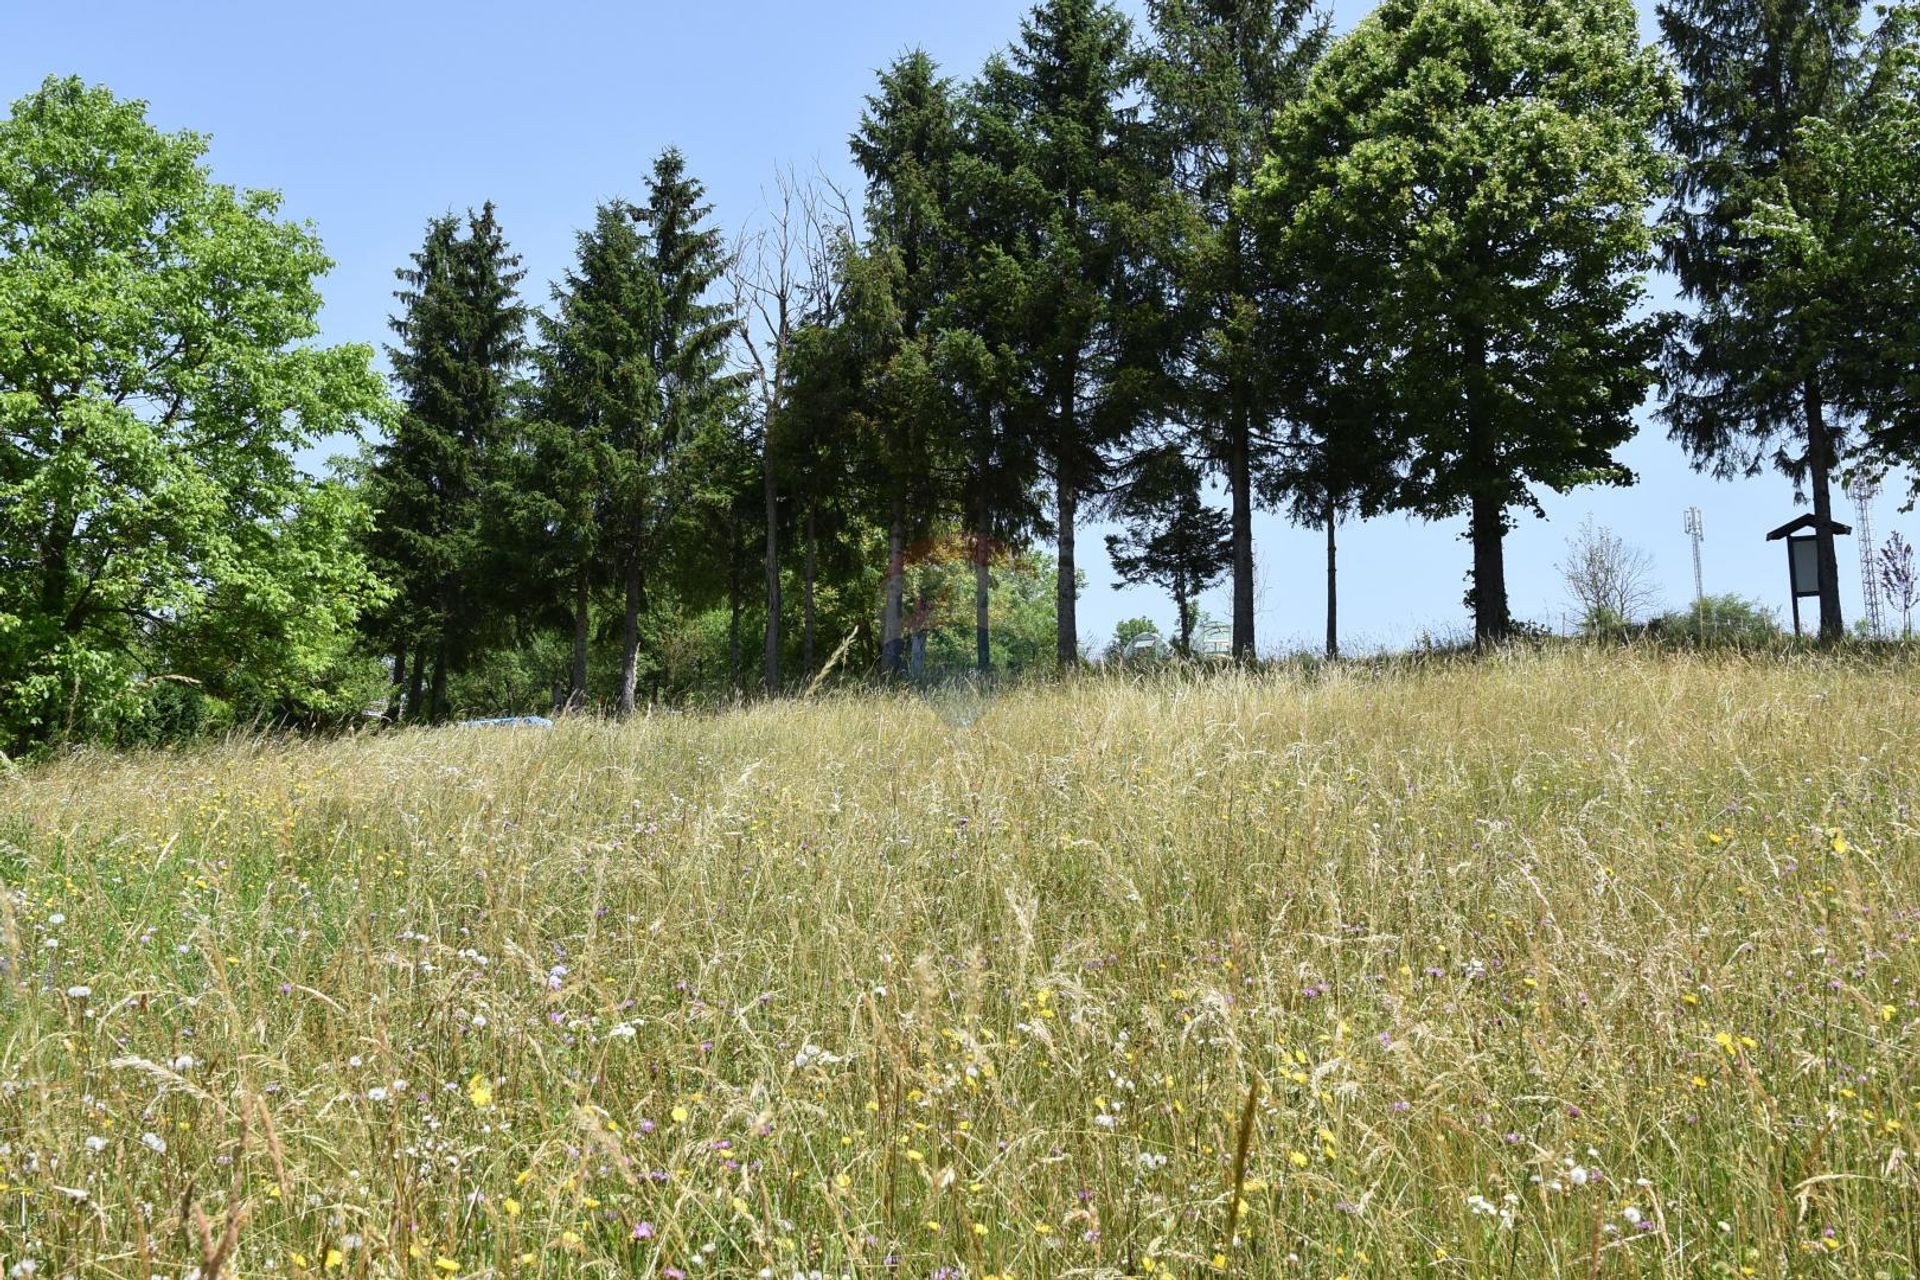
2,648 -> 1917,1278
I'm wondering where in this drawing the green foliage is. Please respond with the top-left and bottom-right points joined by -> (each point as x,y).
1736,5 -> 1920,492
1658,0 -> 1868,478
0,76 -> 391,754
1145,0 -> 1327,657
1105,446 -> 1230,653
1104,615 -> 1167,662
901,545 -> 1065,678
1658,0 -> 1876,638
1253,0 -> 1671,642
971,0 -> 1170,663
1657,593 -> 1786,646
366,204 -> 531,718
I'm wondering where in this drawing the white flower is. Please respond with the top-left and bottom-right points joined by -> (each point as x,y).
367,1087 -> 390,1102
171,1054 -> 196,1071
1569,1165 -> 1590,1187
792,1043 -> 839,1068
1092,1113 -> 1117,1128
48,913 -> 65,926
65,985 -> 91,999
85,1135 -> 109,1153
1621,1205 -> 1643,1227
140,1132 -> 167,1154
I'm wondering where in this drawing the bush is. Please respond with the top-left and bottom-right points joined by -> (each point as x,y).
1656,594 -> 1785,646
107,677 -> 233,749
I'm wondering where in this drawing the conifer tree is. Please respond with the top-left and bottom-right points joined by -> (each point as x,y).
608,149 -> 741,715
1725,4 -> 1920,503
1658,0 -> 1868,639
531,199 -> 658,708
372,203 -> 529,719
1104,446 -> 1231,653
851,50 -> 965,675
972,0 -> 1163,665
1145,0 -> 1326,660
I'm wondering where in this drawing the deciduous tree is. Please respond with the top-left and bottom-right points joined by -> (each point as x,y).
0,77 -> 390,751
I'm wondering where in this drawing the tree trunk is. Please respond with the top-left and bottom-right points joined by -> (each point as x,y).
1325,495 -> 1339,660
1462,324 -> 1508,645
1177,578 -> 1193,654
429,644 -> 448,723
569,567 -> 590,711
803,506 -> 817,675
1229,412 -> 1255,661
910,616 -> 927,680
883,495 -> 906,676
41,516 -> 70,629
975,536 -> 992,676
1055,472 -> 1079,667
1805,377 -> 1844,641
763,454 -> 781,695
1469,489 -> 1510,645
385,645 -> 408,722
618,563 -> 644,717
728,539 -> 744,697
406,648 -> 425,723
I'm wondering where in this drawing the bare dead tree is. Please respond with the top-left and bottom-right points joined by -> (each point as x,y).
733,165 -> 857,695
1558,515 -> 1659,635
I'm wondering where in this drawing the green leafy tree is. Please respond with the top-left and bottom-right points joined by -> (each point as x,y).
1145,0 -> 1326,660
370,204 -> 530,719
1105,616 -> 1167,662
0,77 -> 390,752
1658,0 -> 1870,639
972,0 -> 1165,665
1253,0 -> 1670,643
1105,446 -> 1231,653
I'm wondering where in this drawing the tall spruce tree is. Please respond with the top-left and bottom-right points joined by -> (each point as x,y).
1803,5 -> 1920,477
608,149 -> 741,715
1659,0 -> 1869,640
942,94 -> 1046,675
1145,0 -> 1326,661
532,199 -> 659,709
851,51 -> 965,675
1263,319 -> 1403,659
972,0 -> 1163,665
1253,0 -> 1669,643
1105,446 -> 1231,653
372,203 -> 529,719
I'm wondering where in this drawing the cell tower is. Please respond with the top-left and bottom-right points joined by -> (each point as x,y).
1850,474 -> 1884,638
1683,507 -> 1705,610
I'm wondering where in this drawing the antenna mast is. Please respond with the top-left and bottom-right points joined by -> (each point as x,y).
1683,507 -> 1705,611
1850,474 -> 1884,638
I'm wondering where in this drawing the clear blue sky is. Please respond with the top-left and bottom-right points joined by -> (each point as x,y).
6,0 -> 1912,650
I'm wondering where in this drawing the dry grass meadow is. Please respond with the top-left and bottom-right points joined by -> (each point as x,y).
2,649 -> 1918,1279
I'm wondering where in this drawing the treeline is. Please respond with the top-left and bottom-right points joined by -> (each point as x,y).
5,0 -> 1920,747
